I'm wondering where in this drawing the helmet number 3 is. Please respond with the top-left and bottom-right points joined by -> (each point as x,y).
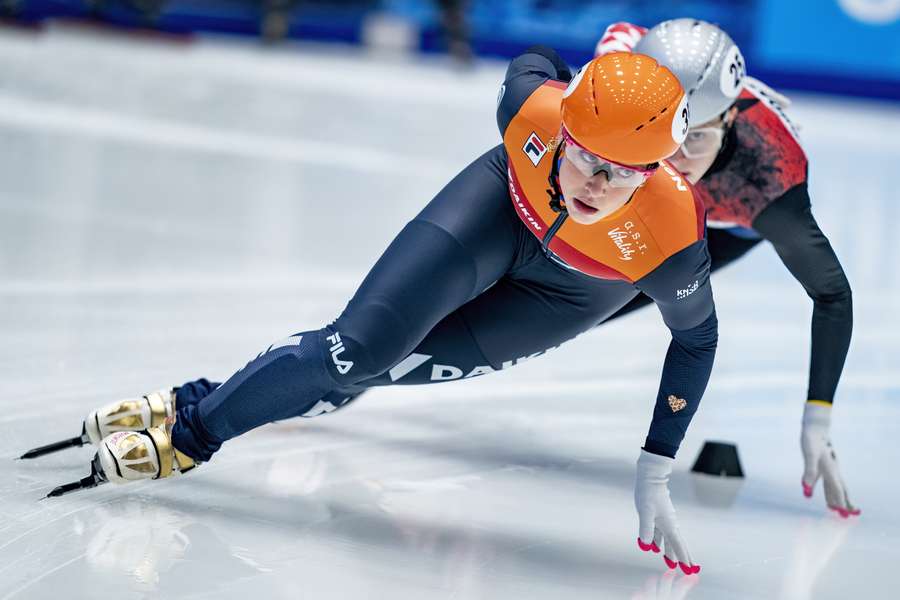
720,46 -> 745,98
671,94 -> 690,144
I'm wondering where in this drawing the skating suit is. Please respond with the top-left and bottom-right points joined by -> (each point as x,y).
606,76 -> 851,402
170,46 -> 718,463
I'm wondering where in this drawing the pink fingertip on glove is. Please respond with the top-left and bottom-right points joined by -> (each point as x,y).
637,538 -> 660,553
829,505 -> 861,518
662,555 -> 700,575
802,480 -> 813,497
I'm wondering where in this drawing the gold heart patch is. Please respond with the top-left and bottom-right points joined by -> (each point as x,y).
667,395 -> 687,412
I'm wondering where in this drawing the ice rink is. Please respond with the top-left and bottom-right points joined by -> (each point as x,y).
1,25 -> 898,599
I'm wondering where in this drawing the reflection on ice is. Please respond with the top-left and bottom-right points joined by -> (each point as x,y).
690,474 -> 745,509
85,504 -> 191,588
780,517 -> 854,600
83,501 -> 262,592
632,570 -> 700,600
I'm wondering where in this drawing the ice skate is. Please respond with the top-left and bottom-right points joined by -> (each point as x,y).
44,424 -> 197,498
20,389 -> 176,459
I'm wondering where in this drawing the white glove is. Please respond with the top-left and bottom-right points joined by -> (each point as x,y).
801,402 -> 860,517
634,450 -> 700,575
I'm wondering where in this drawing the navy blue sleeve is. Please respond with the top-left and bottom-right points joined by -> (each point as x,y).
497,45 -> 572,137
634,241 -> 718,458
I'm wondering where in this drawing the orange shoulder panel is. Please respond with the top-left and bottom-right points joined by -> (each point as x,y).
633,162 -> 706,257
503,83 -> 704,283
544,164 -> 702,282
503,82 -> 564,194
503,80 -> 566,236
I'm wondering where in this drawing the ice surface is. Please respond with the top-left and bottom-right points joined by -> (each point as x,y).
0,25 -> 898,600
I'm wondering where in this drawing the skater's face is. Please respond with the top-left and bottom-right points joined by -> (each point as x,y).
558,153 -> 646,225
668,106 -> 738,184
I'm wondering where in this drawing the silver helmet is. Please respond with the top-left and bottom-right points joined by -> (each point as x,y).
634,19 -> 746,127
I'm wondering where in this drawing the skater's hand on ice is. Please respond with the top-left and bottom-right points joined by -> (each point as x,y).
634,450 -> 700,575
801,402 -> 860,518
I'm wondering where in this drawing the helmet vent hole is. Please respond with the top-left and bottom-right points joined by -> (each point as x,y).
649,116 -> 657,122
635,125 -> 644,131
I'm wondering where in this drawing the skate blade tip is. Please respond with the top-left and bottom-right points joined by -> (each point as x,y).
19,449 -> 49,459
44,482 -> 81,498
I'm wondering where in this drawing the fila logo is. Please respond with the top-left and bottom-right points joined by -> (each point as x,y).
523,132 -> 548,166
325,332 -> 354,374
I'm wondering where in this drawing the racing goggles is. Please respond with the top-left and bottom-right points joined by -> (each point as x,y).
560,128 -> 657,188
679,126 -> 726,159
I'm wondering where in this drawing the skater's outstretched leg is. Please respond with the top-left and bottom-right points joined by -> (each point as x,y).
33,144 -> 515,479
24,368 -> 361,461
171,146 -> 519,462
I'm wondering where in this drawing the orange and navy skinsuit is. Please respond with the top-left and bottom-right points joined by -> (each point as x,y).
166,46 -> 717,464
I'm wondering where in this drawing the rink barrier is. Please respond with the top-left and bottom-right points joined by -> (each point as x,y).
4,1 -> 899,101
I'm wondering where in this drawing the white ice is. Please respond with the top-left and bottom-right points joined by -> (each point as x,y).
0,25 -> 898,600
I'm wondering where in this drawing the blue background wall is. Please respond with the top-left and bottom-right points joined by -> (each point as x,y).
754,0 -> 900,97
6,0 -> 900,100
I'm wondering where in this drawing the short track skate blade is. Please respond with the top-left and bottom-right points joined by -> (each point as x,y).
45,457 -> 107,498
20,435 -> 87,460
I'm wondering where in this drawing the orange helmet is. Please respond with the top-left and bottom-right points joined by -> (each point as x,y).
561,52 -> 689,165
